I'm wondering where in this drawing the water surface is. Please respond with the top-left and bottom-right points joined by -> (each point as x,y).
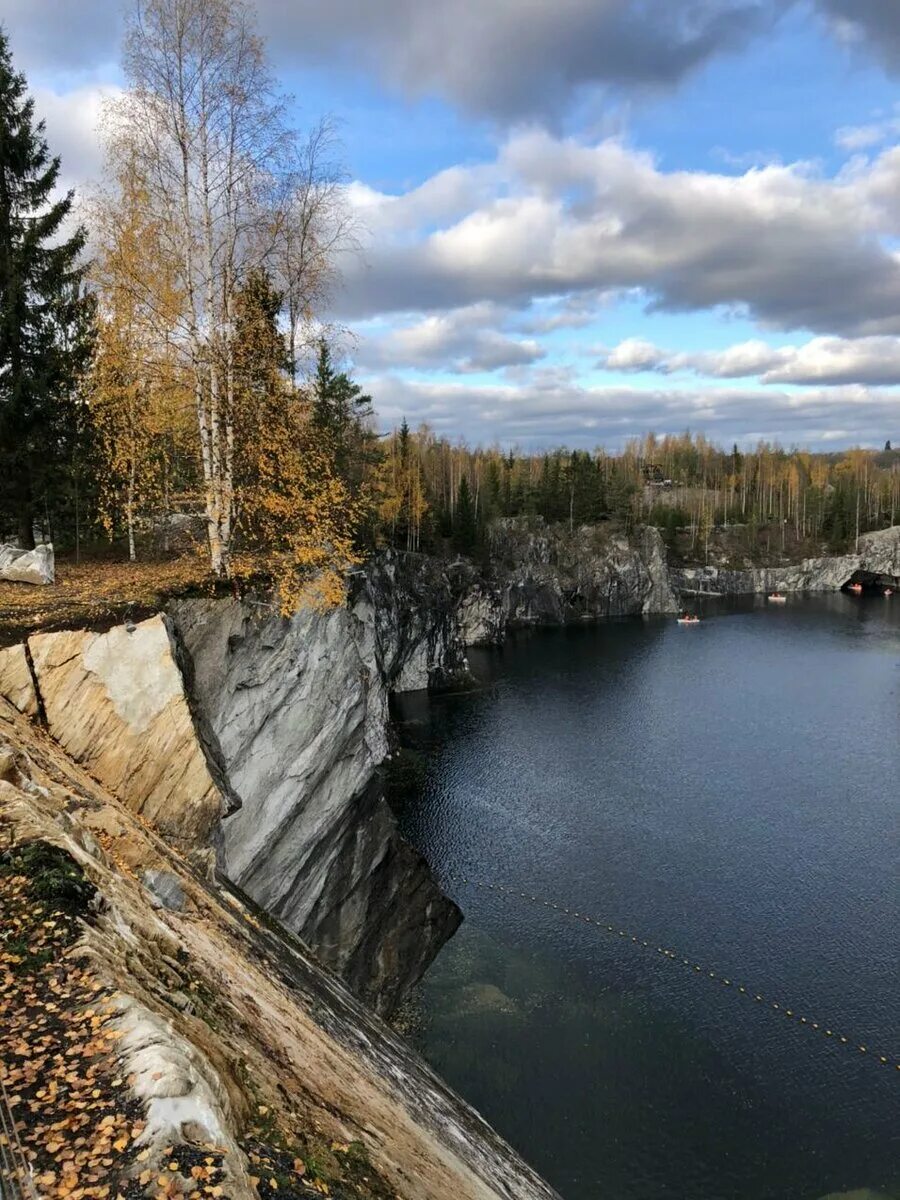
392,595 -> 900,1200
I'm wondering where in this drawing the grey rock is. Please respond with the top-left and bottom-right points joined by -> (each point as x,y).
486,518 -> 680,624
672,525 -> 900,595
169,577 -> 462,1016
458,581 -> 505,646
356,551 -> 474,689
0,542 -> 54,585
143,868 -> 187,912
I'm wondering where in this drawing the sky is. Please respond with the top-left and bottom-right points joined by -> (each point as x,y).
4,0 -> 900,450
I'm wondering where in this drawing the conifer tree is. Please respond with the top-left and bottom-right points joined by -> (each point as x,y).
0,30 -> 91,546
310,340 -> 374,486
453,474 -> 478,554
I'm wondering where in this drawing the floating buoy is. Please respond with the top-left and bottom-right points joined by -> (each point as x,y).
451,874 -> 895,1072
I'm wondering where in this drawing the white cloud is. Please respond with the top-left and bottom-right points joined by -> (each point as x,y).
762,335 -> 900,383
606,338 -> 668,371
600,334 -> 900,385
341,131 -> 900,336
1,1 -> 121,80
355,304 -> 546,374
367,372 -> 899,449
31,84 -> 121,194
835,122 -> 896,152
834,105 -> 900,153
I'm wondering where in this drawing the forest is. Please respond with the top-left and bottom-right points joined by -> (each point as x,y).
1,1 -> 898,611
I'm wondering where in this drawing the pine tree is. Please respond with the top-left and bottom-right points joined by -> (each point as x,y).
0,30 -> 91,547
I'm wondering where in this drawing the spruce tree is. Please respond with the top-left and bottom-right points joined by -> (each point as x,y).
0,29 -> 90,547
453,474 -> 478,555
310,340 -> 374,487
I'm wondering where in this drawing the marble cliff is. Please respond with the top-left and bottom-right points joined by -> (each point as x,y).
1,519 -> 897,1197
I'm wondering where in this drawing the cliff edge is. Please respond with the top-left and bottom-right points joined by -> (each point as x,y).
0,699 -> 560,1200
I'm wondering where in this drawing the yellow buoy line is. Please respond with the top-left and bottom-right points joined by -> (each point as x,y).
445,873 -> 897,1074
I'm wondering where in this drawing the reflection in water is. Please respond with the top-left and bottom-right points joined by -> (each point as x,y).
392,596 -> 900,1200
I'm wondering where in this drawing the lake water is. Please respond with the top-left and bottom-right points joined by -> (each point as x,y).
392,595 -> 900,1200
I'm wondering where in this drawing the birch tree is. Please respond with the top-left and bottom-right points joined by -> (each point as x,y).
90,150 -> 189,558
111,0 -> 292,574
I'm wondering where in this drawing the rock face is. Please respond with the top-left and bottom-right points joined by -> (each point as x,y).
356,551 -> 474,688
458,580 -> 505,646
0,541 -> 54,584
0,701 -> 560,1200
484,518 -> 679,627
168,581 -> 462,1016
857,524 -> 900,578
27,616 -> 227,846
672,525 -> 900,595
0,642 -> 39,716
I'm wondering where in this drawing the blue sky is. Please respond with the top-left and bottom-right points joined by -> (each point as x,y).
5,0 -> 900,449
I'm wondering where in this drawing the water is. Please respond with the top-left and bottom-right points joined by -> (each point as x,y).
391,595 -> 900,1200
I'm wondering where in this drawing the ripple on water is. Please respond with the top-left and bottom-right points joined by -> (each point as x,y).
393,598 -> 900,1200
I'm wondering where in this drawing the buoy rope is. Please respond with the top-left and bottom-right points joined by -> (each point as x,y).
445,873 -> 897,1074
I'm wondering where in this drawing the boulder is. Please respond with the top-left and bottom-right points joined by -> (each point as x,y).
142,868 -> 187,912
0,542 -> 54,585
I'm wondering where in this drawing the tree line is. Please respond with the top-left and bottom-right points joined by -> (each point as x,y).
1,3 -> 898,609
373,428 -> 900,558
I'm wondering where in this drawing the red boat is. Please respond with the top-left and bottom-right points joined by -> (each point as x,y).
848,582 -> 863,594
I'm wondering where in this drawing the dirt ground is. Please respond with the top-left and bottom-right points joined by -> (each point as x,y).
0,555 -> 220,647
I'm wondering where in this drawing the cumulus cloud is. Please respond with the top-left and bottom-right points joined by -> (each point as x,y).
367,371 -> 898,449
835,120 -> 900,153
600,334 -> 900,384
2,0 -> 779,119
341,131 -> 900,336
605,338 -> 668,371
601,338 -> 787,377
355,304 -> 546,374
2,1 -> 898,134
762,335 -> 900,383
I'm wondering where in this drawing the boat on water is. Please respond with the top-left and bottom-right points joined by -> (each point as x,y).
885,588 -> 894,597
848,582 -> 864,594
676,614 -> 701,625
767,592 -> 787,603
